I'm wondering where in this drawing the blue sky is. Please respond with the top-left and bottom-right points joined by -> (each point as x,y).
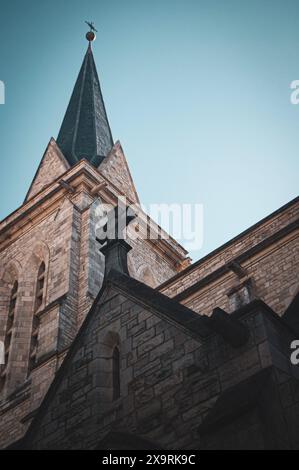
0,0 -> 298,261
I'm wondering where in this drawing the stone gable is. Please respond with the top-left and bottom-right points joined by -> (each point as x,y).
99,141 -> 140,204
25,138 -> 70,201
19,274 -> 299,450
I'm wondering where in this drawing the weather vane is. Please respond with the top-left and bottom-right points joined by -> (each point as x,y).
85,21 -> 97,42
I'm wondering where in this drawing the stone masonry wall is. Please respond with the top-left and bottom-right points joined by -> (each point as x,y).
0,188 -> 183,448
24,284 -> 299,450
0,197 -> 79,447
74,194 -> 182,327
0,350 -> 68,449
160,200 -> 299,319
160,199 -> 299,299
0,198 -> 74,393
179,231 -> 299,317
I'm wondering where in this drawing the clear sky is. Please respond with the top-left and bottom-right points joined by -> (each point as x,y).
0,0 -> 298,261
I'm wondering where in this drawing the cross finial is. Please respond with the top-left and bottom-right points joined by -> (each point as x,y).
85,21 -> 97,42
85,21 -> 98,32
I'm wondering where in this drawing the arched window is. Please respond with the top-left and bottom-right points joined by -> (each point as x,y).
35,262 -> 45,312
112,346 -> 121,400
29,262 -> 45,371
0,280 -> 18,391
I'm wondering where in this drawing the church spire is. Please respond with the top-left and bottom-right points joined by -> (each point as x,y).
57,25 -> 114,167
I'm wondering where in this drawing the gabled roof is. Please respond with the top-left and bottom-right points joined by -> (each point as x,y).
20,269 -> 248,448
57,44 -> 113,167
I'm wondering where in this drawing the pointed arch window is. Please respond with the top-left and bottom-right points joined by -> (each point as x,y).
0,280 -> 18,391
29,262 -> 45,371
35,262 -> 45,312
112,346 -> 121,401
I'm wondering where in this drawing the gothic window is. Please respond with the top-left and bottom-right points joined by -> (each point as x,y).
97,332 -> 121,403
35,261 -> 45,312
0,280 -> 18,391
29,262 -> 45,371
112,346 -> 121,401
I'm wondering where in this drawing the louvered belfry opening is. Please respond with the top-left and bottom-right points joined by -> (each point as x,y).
29,262 -> 45,372
0,280 -> 18,392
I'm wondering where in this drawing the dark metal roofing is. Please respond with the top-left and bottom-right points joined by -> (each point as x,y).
57,44 -> 114,167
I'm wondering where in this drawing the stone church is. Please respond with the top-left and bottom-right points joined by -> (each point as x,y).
0,32 -> 299,450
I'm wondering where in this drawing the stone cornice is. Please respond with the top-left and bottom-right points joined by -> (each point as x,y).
159,196 -> 299,292
172,219 -> 299,302
0,159 -> 188,265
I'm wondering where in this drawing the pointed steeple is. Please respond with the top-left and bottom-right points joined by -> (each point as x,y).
57,34 -> 113,167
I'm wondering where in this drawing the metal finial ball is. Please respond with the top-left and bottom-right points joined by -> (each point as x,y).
86,31 -> 96,42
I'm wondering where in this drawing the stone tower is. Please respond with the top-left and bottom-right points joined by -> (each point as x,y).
1,31 -> 298,451
0,35 -> 189,446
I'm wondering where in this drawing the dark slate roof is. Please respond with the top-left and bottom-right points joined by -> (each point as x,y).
57,44 -> 114,167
